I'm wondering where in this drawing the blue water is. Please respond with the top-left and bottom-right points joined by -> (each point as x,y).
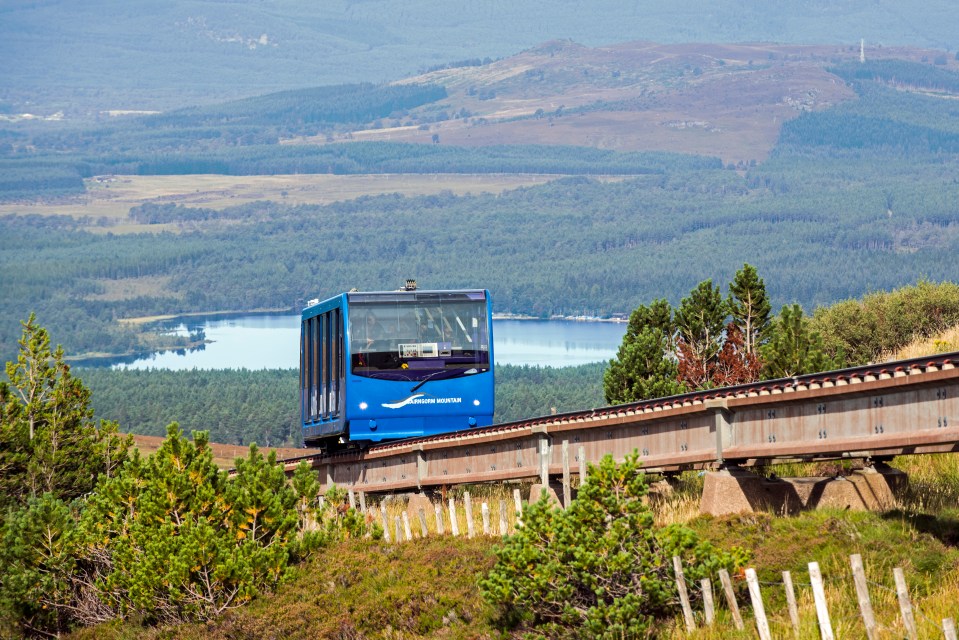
113,315 -> 626,370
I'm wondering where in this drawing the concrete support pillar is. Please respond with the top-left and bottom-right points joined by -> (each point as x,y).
705,398 -> 732,464
700,465 -> 908,516
407,492 -> 434,523
528,480 -> 562,506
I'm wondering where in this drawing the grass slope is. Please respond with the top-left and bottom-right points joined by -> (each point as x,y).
66,477 -> 959,639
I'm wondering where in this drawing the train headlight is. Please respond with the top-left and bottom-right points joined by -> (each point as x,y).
473,399 -> 480,406
359,402 -> 368,410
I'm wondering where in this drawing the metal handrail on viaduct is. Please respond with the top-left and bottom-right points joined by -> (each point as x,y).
281,352 -> 959,495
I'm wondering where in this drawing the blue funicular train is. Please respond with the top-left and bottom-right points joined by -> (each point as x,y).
300,280 -> 495,448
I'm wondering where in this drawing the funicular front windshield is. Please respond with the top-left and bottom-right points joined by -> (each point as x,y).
349,292 -> 490,382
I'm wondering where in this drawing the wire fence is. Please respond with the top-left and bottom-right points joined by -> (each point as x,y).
331,483 -> 956,638
674,553 -> 957,639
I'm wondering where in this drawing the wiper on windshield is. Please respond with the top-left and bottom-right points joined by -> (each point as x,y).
410,367 -> 479,393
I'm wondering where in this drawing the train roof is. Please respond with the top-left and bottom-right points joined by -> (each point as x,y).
302,288 -> 488,314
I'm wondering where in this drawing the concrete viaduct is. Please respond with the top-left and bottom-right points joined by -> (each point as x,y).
281,352 -> 958,515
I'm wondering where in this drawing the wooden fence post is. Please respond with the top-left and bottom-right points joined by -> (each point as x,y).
539,437 -> 550,487
434,502 -> 445,535
809,561 -> 834,640
745,568 -> 771,640
513,488 -> 523,527
673,556 -> 696,632
783,570 -> 800,636
481,502 -> 490,535
718,568 -> 744,630
417,508 -> 428,538
359,491 -> 367,514
401,512 -> 412,541
394,516 -> 403,543
850,554 -> 877,640
943,618 -> 957,640
701,578 -> 715,625
348,488 -> 356,510
578,445 -> 587,484
498,500 -> 508,535
380,503 -> 391,543
894,567 -> 918,640
448,498 -> 460,536
464,492 -> 475,538
562,439 -> 571,507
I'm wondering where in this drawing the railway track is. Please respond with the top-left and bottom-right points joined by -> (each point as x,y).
280,352 -> 959,494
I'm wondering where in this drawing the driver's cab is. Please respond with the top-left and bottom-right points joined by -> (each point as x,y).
347,292 -> 490,380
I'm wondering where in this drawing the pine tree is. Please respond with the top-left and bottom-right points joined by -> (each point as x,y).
624,298 -> 674,339
0,315 -> 130,510
728,263 -> 772,355
674,280 -> 728,388
604,328 -> 686,403
760,304 -> 836,378
711,322 -> 762,386
0,493 -> 80,637
78,424 -> 305,623
481,453 -> 747,639
604,301 -> 685,404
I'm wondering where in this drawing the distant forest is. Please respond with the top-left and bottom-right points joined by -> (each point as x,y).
77,363 -> 607,447
4,60 -> 959,361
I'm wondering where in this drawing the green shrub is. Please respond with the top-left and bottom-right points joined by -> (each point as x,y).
813,280 -> 959,364
0,493 -> 80,637
1,319 -> 382,636
481,452 -> 747,639
76,425 -> 304,624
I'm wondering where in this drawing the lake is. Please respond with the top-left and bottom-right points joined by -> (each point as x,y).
110,315 -> 626,370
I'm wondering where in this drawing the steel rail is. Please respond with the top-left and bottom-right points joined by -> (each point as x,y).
279,352 -> 959,492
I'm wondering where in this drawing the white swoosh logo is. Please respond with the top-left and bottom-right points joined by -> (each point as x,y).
381,393 -> 426,409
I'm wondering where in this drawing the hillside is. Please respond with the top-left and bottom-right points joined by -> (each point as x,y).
323,41 -> 872,165
4,44 -> 959,361
3,0 -> 959,115
64,468 -> 959,639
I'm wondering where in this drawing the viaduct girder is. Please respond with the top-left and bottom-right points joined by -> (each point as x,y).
282,354 -> 958,494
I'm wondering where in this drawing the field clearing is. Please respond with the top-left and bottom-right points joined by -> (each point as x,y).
84,275 -> 179,302
0,173 -> 563,231
131,433 -> 304,470
331,64 -> 852,165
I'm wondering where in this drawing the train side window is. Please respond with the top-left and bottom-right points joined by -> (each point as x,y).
300,321 -> 307,423
330,308 -> 340,417
305,318 -> 312,420
312,316 -> 320,420
325,312 -> 332,418
318,313 -> 327,419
